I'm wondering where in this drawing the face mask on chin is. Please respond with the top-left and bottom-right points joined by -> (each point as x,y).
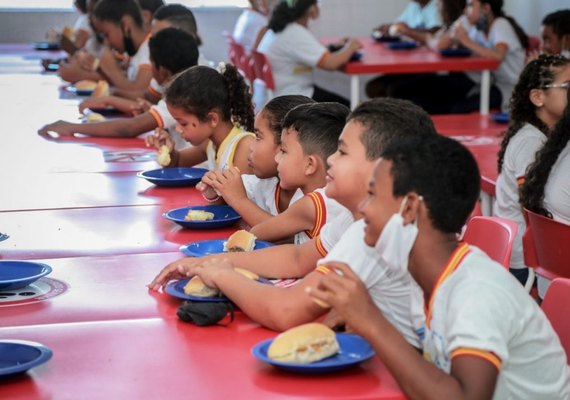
374,196 -> 421,277
475,14 -> 488,32
122,27 -> 137,57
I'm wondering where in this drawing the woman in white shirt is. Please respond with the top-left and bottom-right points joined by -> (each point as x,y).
233,0 -> 270,54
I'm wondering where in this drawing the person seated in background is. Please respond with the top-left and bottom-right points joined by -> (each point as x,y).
521,87 -> 570,298
366,0 -> 465,99
232,0 -> 271,54
540,9 -> 570,57
375,0 -> 442,37
38,28 -> 198,149
70,0 -> 95,49
136,0 -> 164,32
257,0 -> 362,106
493,55 -> 570,287
308,134 -> 570,400
200,96 -> 314,227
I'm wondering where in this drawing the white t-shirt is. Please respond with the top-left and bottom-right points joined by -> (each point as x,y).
420,244 -> 570,399
466,17 -> 525,111
315,205 -> 355,257
396,0 -> 441,29
127,37 -> 151,81
317,219 -> 421,348
493,124 -> 546,269
543,140 -> 570,225
294,188 -> 350,245
257,22 -> 328,98
73,14 -> 93,35
241,175 -> 303,216
205,125 -> 254,171
232,9 -> 267,54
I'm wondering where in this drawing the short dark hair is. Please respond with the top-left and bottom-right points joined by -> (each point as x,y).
261,95 -> 315,145
381,135 -> 480,234
94,0 -> 144,28
542,9 -> 570,38
153,4 -> 202,46
149,28 -> 198,74
282,102 -> 349,164
347,98 -> 437,160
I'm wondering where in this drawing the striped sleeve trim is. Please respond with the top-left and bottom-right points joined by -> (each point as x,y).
148,108 -> 164,128
316,51 -> 331,68
138,64 -> 152,71
516,176 -> 525,186
305,192 -> 327,238
451,348 -> 502,371
314,235 -> 328,257
148,85 -> 161,97
315,264 -> 332,275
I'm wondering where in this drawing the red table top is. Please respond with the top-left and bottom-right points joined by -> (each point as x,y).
336,37 -> 500,75
0,317 -> 405,399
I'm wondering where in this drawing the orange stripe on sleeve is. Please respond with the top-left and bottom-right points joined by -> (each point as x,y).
516,176 -> 525,186
148,85 -> 161,97
316,51 -> 331,68
305,192 -> 327,238
314,236 -> 328,257
138,64 -> 152,71
451,348 -> 502,371
315,264 -> 332,275
148,108 -> 164,128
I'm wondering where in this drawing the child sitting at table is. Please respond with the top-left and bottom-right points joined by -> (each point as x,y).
148,98 -> 437,337
199,95 -> 313,227
145,64 -> 255,174
493,55 -> 570,287
38,28 -> 198,149
136,0 -> 164,32
308,134 -> 570,400
257,0 -> 362,106
522,87 -> 570,297
540,9 -> 570,57
375,0 -> 442,36
232,0 -> 270,54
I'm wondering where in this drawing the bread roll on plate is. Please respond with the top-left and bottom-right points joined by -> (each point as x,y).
92,80 -> 109,97
183,267 -> 259,297
268,323 -> 340,363
74,80 -> 98,91
223,230 -> 256,252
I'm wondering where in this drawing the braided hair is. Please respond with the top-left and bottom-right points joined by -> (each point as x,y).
497,54 -> 570,172
521,88 -> 570,217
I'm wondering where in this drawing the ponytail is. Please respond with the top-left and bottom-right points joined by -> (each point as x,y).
481,0 -> 528,49
165,64 -> 254,131
497,55 -> 570,172
521,90 -> 570,217
268,0 -> 317,33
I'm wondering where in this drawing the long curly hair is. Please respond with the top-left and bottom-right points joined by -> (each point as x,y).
521,88 -> 570,217
497,55 -> 570,173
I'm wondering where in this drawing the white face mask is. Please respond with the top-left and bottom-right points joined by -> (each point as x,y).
374,197 -> 420,277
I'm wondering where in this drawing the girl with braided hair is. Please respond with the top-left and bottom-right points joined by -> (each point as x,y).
493,54 -> 570,287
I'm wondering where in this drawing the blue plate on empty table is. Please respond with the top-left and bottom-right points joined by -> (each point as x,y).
440,48 -> 472,57
138,167 -> 207,187
180,239 -> 273,257
0,260 -> 52,291
252,333 -> 375,373
491,112 -> 509,124
0,340 -> 53,378
387,41 -> 418,50
164,205 -> 241,229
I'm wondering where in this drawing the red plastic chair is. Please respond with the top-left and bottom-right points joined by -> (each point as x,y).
523,208 -> 570,282
541,278 -> 570,359
527,35 -> 541,56
222,32 -> 255,84
462,216 -> 518,269
250,50 -> 275,100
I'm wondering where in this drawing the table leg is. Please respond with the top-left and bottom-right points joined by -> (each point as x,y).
480,70 -> 490,115
350,75 -> 359,110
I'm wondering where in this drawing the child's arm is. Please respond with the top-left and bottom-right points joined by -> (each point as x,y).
308,262 -> 499,400
58,60 -> 104,84
454,25 -> 508,61
79,95 -> 139,115
318,38 -> 363,70
170,143 -> 209,168
98,50 -> 153,91
148,237 -> 323,290
250,195 -> 316,242
38,112 -> 157,138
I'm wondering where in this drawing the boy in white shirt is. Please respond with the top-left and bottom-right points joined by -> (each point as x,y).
310,134 -> 570,400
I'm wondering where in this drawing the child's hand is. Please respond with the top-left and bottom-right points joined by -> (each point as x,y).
201,167 -> 246,204
346,38 -> 363,52
57,61 -> 86,84
199,257 -> 235,288
79,96 -> 109,113
75,50 -> 98,71
306,262 -> 378,338
38,120 -> 77,137
389,22 -> 409,36
145,128 -> 174,151
453,24 -> 469,46
147,257 -> 204,291
131,97 -> 152,115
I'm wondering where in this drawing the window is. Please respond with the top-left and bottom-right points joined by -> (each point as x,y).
0,0 -> 248,11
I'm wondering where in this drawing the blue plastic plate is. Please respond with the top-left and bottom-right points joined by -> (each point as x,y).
165,276 -> 273,302
66,85 -> 94,96
440,47 -> 472,57
252,333 -> 375,373
350,51 -> 363,61
179,239 -> 273,257
491,112 -> 509,124
387,41 -> 418,50
163,205 -> 241,229
371,31 -> 401,42
138,167 -> 207,187
0,261 -> 52,291
0,233 -> 8,242
87,107 -> 123,116
0,340 -> 53,377
33,41 -> 59,51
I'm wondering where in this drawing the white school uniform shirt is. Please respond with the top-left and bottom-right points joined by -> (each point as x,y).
419,243 -> 570,399
127,37 -> 151,81
233,9 -> 268,54
466,17 -> 525,111
257,23 -> 328,98
396,0 -> 441,29
493,124 -> 546,269
205,125 -> 254,171
316,219 -> 421,348
294,188 -> 349,245
73,14 -> 93,35
543,140 -> 570,225
241,175 -> 303,216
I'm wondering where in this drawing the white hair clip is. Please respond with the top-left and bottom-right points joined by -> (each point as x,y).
217,62 -> 226,74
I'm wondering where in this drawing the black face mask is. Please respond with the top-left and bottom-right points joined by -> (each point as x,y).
122,28 -> 137,56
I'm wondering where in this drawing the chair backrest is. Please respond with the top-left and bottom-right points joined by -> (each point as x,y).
541,278 -> 570,360
250,50 -> 275,91
523,208 -> 570,281
527,35 -> 541,56
222,32 -> 255,83
462,216 -> 518,268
